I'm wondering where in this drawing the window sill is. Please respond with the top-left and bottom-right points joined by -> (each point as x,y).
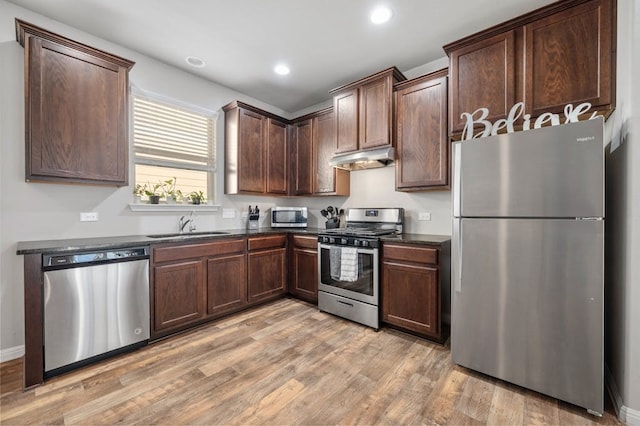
128,203 -> 220,212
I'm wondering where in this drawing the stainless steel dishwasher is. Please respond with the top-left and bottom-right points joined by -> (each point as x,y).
42,246 -> 150,376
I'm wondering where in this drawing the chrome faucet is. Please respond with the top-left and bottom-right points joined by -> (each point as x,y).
178,211 -> 197,234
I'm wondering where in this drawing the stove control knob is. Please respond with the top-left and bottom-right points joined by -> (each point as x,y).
361,240 -> 369,247
353,240 -> 360,246
341,238 -> 348,245
329,237 -> 335,244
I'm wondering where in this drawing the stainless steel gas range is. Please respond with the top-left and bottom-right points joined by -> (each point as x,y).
317,208 -> 404,330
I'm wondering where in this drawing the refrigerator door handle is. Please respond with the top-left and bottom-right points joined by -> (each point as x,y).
452,218 -> 462,293
452,143 -> 461,217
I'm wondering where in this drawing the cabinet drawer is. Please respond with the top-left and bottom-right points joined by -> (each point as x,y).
153,238 -> 245,263
248,234 -> 287,251
291,234 -> 318,250
383,244 -> 438,265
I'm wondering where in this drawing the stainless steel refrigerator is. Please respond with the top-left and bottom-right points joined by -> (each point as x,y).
451,117 -> 604,416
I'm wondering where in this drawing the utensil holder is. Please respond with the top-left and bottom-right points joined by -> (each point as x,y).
325,218 -> 339,229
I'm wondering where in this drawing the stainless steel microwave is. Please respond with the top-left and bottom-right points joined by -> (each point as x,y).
271,207 -> 308,228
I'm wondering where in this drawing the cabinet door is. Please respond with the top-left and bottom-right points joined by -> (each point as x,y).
448,31 -> 516,135
238,108 -> 265,193
359,75 -> 392,150
153,260 -> 205,334
334,89 -> 359,153
396,75 -> 448,190
313,110 -> 350,196
207,253 -> 247,317
266,118 -> 288,194
524,0 -> 614,118
25,36 -> 130,185
382,260 -> 440,338
248,248 -> 287,304
292,119 -> 313,195
290,241 -> 318,303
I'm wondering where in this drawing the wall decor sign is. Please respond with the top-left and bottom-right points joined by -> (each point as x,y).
461,102 -> 600,140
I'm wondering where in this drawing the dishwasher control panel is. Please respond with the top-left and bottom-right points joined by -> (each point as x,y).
43,246 -> 149,268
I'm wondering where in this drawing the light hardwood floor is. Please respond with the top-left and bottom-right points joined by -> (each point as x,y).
0,298 -> 621,425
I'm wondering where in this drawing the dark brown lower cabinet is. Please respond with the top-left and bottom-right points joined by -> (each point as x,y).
151,238 -> 246,338
154,260 -> 206,333
288,234 -> 318,303
207,253 -> 247,317
382,243 -> 448,343
248,235 -> 287,304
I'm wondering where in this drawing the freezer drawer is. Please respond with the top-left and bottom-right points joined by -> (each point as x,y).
451,217 -> 603,414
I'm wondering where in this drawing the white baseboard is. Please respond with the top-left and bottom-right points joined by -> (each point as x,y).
622,406 -> 640,426
606,363 -> 640,425
0,345 -> 24,363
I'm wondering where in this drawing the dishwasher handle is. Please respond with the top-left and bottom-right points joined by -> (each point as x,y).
43,246 -> 149,270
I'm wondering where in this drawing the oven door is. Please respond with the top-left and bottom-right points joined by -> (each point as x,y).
317,243 -> 379,305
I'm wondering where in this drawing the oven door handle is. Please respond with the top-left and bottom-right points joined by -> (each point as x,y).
318,243 -> 376,255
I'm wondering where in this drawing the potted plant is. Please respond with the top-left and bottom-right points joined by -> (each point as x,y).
144,182 -> 163,204
189,190 -> 206,205
133,183 -> 146,203
161,177 -> 180,204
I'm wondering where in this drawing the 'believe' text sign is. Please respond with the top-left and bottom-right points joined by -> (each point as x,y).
461,102 -> 599,140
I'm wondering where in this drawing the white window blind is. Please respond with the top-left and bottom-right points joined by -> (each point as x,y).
133,96 -> 215,172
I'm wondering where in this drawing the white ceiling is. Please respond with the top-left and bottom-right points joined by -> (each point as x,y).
7,0 -> 556,113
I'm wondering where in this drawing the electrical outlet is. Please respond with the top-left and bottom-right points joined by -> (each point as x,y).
418,212 -> 431,221
222,208 -> 235,219
80,212 -> 99,222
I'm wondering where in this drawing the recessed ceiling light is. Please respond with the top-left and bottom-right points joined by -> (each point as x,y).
370,6 -> 393,24
274,63 -> 290,75
185,56 -> 206,68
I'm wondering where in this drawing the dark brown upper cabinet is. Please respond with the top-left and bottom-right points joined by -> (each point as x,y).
330,67 -> 406,154
444,0 -> 616,139
266,118 -> 289,195
223,101 -> 289,195
394,70 -> 449,191
16,19 -> 134,186
447,31 -> 516,136
523,0 -> 615,119
292,108 -> 349,197
312,108 -> 350,196
291,118 -> 313,196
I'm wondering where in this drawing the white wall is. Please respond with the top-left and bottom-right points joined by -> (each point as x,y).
0,0 -> 452,357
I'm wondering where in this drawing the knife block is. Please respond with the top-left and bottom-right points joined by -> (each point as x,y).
248,214 -> 259,230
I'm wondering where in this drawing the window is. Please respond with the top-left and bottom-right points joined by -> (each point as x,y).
132,93 -> 216,205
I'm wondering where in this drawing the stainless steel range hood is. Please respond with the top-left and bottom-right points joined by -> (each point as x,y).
328,146 -> 395,171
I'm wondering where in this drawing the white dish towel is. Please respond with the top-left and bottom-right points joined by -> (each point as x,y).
339,247 -> 359,282
329,246 -> 342,281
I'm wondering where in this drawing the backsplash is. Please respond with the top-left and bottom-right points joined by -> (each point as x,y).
212,165 -> 452,235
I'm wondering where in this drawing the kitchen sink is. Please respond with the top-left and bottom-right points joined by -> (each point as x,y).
146,231 -> 229,239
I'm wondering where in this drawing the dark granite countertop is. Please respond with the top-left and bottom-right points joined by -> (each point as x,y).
16,227 -> 450,255
380,233 -> 451,246
15,227 -> 322,255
